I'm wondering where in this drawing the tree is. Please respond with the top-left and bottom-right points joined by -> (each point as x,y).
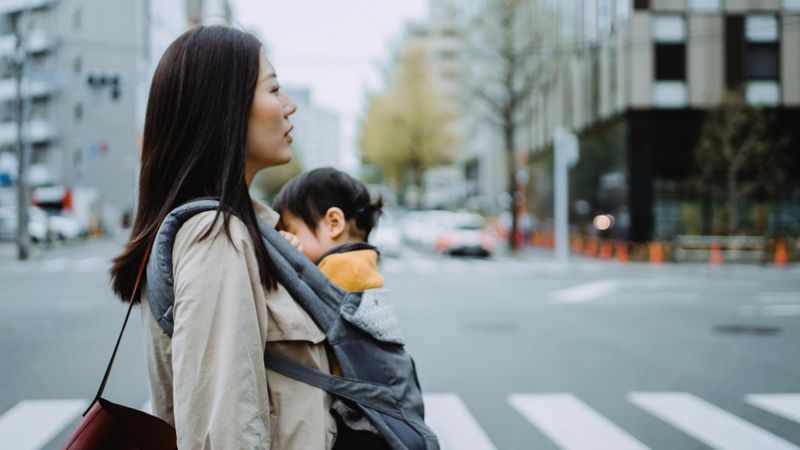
360,46 -> 456,197
694,91 -> 787,234
463,0 -> 557,250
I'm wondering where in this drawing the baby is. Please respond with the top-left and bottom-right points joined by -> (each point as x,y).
273,167 -> 384,292
273,167 -> 389,449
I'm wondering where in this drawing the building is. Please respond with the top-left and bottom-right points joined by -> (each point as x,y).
460,0 -> 800,240
0,0 -> 230,231
553,0 -> 800,241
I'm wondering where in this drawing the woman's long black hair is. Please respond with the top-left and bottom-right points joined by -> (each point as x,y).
111,26 -> 278,302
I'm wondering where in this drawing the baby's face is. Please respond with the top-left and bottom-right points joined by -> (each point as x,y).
280,212 -> 328,262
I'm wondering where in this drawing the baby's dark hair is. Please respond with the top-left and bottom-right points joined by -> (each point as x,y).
273,167 -> 383,240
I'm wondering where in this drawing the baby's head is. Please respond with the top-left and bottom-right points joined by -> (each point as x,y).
273,167 -> 383,262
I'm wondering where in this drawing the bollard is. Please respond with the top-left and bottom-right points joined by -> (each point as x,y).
775,240 -> 788,267
710,242 -> 723,266
600,241 -> 613,260
572,236 -> 583,254
616,241 -> 629,264
585,239 -> 598,257
649,242 -> 663,265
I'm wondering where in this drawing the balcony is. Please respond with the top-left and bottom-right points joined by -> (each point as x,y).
0,119 -> 57,148
0,0 -> 55,16
0,76 -> 57,103
0,30 -> 58,59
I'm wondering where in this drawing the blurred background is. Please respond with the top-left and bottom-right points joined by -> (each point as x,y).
1,0 -> 799,449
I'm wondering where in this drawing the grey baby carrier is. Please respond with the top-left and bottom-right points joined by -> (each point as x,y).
145,199 -> 439,450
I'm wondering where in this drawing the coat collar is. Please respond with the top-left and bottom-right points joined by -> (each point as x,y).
251,197 -> 281,228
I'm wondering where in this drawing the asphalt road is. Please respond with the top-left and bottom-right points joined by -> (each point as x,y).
1,239 -> 799,450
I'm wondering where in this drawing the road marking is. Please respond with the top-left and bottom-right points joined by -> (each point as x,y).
423,394 -> 496,450
629,392 -> 800,450
0,399 -> 87,450
549,280 -> 620,303
758,293 -> 800,304
747,394 -> 800,424
509,393 -> 650,450
739,304 -> 800,317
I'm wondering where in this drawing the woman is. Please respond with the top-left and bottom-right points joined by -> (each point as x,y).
110,26 -> 337,449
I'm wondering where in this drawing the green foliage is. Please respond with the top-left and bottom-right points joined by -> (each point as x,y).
681,203 -> 702,235
694,90 -> 788,234
360,46 -> 457,192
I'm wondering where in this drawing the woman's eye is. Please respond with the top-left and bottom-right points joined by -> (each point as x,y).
271,86 -> 280,94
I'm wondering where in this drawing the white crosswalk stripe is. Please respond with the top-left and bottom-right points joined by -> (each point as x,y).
423,394 -> 497,450
629,392 -> 800,450
3,393 -> 800,450
0,399 -> 87,450
509,394 -> 650,450
747,394 -> 800,424
548,280 -> 621,303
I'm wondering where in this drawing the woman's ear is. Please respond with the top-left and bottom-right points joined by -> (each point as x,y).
323,207 -> 347,240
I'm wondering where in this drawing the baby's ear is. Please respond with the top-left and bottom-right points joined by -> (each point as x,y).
324,207 -> 347,239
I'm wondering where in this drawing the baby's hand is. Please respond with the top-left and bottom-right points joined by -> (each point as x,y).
279,230 -> 303,253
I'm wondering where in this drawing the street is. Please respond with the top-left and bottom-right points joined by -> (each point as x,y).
1,240 -> 799,450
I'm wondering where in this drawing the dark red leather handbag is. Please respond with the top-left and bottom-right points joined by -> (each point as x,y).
62,249 -> 177,449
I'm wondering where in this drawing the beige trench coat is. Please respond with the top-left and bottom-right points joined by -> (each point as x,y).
139,200 -> 337,449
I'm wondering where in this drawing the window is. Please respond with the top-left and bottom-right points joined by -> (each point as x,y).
746,15 -> 778,42
655,44 -> 686,80
745,15 -> 780,106
653,15 -> 687,108
747,81 -> 780,105
784,0 -> 800,12
73,56 -> 82,74
689,0 -> 721,12
652,15 -> 686,43
74,102 -> 82,122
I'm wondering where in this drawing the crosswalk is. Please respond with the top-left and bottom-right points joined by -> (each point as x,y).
2,392 -> 798,450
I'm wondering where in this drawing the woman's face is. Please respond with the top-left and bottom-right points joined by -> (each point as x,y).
246,56 -> 297,184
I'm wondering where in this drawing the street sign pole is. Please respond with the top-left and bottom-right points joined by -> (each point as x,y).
11,11 -> 31,260
554,127 -> 578,263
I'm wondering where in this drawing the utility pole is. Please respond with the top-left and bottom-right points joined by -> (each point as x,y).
10,10 -> 31,260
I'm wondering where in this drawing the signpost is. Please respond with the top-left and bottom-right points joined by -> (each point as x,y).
554,127 -> 579,263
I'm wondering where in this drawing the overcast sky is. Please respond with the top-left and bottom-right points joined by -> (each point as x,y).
231,0 -> 429,170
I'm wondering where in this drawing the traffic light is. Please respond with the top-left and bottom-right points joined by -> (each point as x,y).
85,70 -> 123,101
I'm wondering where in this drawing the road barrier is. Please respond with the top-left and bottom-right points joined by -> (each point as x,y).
527,232 -> 795,265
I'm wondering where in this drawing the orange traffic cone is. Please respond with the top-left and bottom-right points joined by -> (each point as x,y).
775,240 -> 788,267
600,241 -> 613,260
585,239 -> 598,257
616,241 -> 629,264
710,242 -> 723,266
649,242 -> 663,265
571,236 -> 583,254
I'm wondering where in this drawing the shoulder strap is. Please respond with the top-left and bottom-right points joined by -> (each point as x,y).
147,198 -> 346,336
264,352 -> 400,418
86,246 -> 150,415
314,242 -> 379,265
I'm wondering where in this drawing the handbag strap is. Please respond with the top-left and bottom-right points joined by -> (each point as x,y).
86,245 -> 151,414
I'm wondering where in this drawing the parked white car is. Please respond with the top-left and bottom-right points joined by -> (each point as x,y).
0,206 -> 87,242
371,209 -> 403,258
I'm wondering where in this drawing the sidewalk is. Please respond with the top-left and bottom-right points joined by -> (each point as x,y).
507,245 -> 800,277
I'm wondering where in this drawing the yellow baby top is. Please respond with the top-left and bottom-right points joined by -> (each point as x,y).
318,248 -> 384,291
